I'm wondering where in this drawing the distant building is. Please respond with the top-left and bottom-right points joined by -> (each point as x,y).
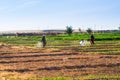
43,30 -> 65,33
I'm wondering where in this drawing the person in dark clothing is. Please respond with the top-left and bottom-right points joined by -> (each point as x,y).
41,35 -> 46,48
90,34 -> 95,45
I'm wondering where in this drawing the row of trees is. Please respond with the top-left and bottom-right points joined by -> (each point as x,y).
66,26 -> 120,35
66,26 -> 92,35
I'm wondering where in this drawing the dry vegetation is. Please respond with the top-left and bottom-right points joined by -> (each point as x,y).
0,43 -> 120,79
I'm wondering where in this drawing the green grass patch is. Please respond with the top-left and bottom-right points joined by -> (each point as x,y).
28,77 -> 70,80
80,74 -> 120,80
1,75 -> 120,80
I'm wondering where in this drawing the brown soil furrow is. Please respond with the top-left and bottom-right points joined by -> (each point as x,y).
0,52 -> 79,59
0,58 -> 63,64
0,63 -> 120,73
0,55 -> 119,64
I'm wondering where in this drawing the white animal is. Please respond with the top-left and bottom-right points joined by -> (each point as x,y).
80,40 -> 85,46
80,40 -> 90,46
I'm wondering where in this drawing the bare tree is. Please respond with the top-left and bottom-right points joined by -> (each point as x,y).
79,28 -> 82,33
118,24 -> 120,31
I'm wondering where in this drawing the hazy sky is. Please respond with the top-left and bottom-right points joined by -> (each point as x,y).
0,0 -> 120,31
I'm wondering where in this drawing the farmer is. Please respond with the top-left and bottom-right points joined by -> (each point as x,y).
90,34 -> 95,44
41,35 -> 46,48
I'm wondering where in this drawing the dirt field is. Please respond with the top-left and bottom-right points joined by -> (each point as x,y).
0,45 -> 120,79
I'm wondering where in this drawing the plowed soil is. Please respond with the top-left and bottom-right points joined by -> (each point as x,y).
0,45 -> 120,78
